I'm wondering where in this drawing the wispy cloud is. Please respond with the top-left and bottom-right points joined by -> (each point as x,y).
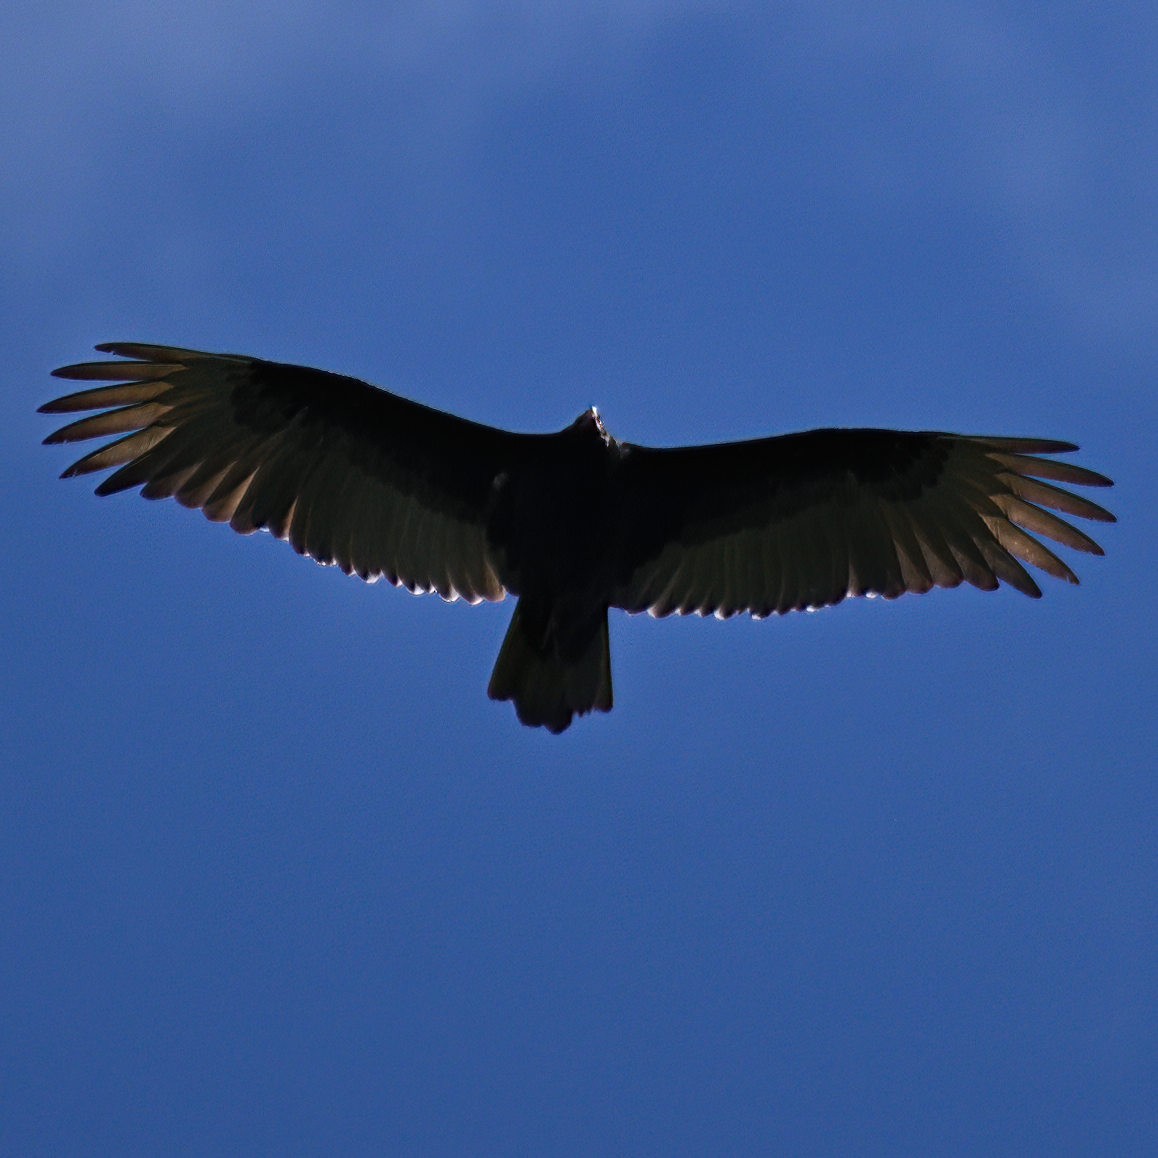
0,1 -> 721,261
3,2 -> 1153,346
747,2 -> 1155,347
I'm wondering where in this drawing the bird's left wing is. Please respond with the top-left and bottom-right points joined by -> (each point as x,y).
611,428 -> 1114,618
41,344 -> 524,602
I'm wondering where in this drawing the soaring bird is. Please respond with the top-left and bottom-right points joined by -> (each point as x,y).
42,344 -> 1114,733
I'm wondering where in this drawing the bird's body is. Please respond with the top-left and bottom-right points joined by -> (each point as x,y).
42,344 -> 1115,732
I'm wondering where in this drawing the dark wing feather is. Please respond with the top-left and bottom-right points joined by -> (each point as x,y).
611,429 -> 1114,618
41,343 -> 523,602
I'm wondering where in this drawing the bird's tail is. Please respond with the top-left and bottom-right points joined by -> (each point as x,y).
488,600 -> 612,733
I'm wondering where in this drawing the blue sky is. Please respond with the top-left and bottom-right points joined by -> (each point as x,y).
3,3 -> 1154,1153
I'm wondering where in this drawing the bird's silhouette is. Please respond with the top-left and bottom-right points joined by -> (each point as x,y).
42,344 -> 1115,732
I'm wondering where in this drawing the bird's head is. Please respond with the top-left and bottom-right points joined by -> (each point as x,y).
566,406 -> 610,446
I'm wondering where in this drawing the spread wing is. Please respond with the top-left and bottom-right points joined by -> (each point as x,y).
612,429 -> 1114,618
41,343 -> 525,602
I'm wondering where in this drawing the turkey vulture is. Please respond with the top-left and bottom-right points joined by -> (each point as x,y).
41,344 -> 1114,733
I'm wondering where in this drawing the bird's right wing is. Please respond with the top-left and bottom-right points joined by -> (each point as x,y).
42,344 -> 529,602
611,428 -> 1114,618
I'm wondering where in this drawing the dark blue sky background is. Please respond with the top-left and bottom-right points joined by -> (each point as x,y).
4,3 -> 1154,1153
